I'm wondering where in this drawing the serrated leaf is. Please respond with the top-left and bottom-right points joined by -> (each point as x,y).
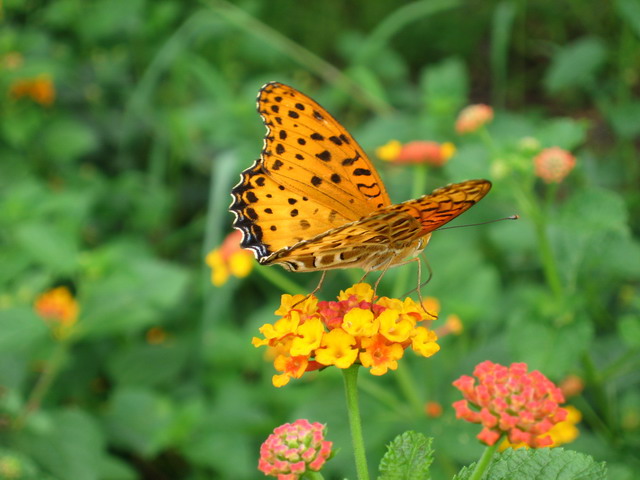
378,431 -> 434,480
454,448 -> 606,480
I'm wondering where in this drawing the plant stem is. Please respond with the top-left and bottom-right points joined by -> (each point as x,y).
468,441 -> 500,480
306,471 -> 325,480
510,182 -> 564,299
394,365 -> 424,415
253,263 -> 307,296
14,339 -> 68,430
342,365 -> 370,480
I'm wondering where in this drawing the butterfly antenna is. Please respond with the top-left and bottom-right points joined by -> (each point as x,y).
437,214 -> 519,231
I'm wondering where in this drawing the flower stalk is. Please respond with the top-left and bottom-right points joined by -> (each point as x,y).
468,440 -> 500,480
343,365 -> 370,480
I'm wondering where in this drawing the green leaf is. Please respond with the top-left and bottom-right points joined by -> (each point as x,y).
508,315 -> 593,379
421,57 -> 469,117
616,0 -> 640,39
14,222 -> 79,274
0,307 -> 48,353
378,431 -> 434,480
103,387 -> 174,457
544,37 -> 607,94
42,118 -> 99,163
537,118 -> 588,150
455,448 -> 607,480
107,341 -> 191,387
618,314 -> 640,348
602,100 -> 640,139
19,409 -> 105,480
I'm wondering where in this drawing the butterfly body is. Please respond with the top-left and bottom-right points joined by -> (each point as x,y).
230,82 -> 491,273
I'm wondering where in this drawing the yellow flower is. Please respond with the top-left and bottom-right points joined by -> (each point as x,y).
34,286 -> 79,339
342,308 -> 379,337
315,329 -> 358,369
9,74 -> 55,106
375,140 -> 402,161
421,296 -> 440,319
254,283 -> 441,386
377,140 -> 455,166
378,309 -> 413,343
206,230 -> 254,286
411,327 -> 440,357
499,405 -> 581,450
290,317 -> 324,356
338,283 -> 375,302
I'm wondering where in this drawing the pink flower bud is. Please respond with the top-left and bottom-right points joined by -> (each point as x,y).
258,419 -> 332,479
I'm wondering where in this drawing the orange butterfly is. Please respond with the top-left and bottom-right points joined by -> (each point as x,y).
230,82 -> 491,274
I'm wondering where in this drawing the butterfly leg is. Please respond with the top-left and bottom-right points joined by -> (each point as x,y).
395,255 -> 437,318
292,271 -> 327,308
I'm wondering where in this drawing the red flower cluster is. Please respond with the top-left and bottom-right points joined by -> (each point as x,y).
258,419 -> 332,479
452,361 -> 568,447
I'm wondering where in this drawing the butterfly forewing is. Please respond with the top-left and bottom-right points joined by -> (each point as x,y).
230,82 -> 492,271
256,82 -> 391,216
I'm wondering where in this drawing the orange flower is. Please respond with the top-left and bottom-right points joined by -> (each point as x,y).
533,147 -> 576,183
34,286 -> 79,338
455,104 -> 494,134
206,230 -> 254,286
377,140 -> 455,166
558,374 -> 584,398
253,283 -> 440,387
425,401 -> 443,418
10,74 -> 55,106
146,327 -> 167,344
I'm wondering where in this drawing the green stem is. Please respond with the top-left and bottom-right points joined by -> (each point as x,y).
468,440 -> 500,480
253,264 -> 307,296
510,182 -> 564,299
342,365 -> 370,480
393,365 -> 424,415
305,471 -> 325,480
14,339 -> 68,430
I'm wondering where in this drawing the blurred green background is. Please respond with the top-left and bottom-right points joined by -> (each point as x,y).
1,0 -> 640,478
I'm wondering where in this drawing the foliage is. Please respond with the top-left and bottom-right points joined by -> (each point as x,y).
1,0 -> 640,479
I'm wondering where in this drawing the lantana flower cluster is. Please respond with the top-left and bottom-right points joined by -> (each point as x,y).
33,286 -> 79,339
206,230 -> 254,286
258,419 -> 332,479
376,140 -> 456,166
253,283 -> 440,387
453,361 -> 568,447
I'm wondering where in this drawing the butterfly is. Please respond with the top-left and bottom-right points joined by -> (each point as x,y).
230,82 -> 491,274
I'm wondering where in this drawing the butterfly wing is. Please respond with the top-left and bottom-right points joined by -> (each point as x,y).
398,179 -> 492,234
261,180 -> 492,272
231,82 -> 391,261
